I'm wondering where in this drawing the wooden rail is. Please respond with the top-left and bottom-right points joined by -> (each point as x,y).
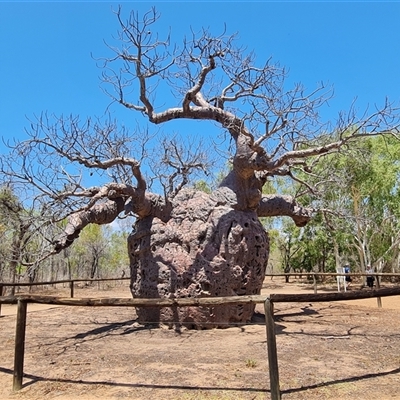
0,277 -> 130,300
2,272 -> 400,288
2,286 -> 400,399
2,286 -> 400,307
1,272 -> 399,291
0,277 -> 131,287
1,272 -> 399,301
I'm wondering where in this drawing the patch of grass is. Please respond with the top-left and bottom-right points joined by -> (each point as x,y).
245,358 -> 258,368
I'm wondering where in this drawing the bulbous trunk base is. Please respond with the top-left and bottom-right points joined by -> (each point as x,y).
129,190 -> 269,329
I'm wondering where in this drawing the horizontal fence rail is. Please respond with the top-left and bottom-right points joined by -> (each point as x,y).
2,272 -> 400,288
2,286 -> 400,307
0,276 -> 131,287
1,272 -> 399,315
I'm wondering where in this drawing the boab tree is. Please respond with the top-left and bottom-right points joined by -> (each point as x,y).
2,8 -> 399,328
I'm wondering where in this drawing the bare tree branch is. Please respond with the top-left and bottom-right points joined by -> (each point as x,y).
257,194 -> 312,227
54,197 -> 126,251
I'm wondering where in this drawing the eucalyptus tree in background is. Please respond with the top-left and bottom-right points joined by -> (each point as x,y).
0,187 -> 45,290
2,8 -> 400,327
337,136 -> 400,274
0,187 -> 21,282
282,135 -> 400,277
66,224 -> 129,280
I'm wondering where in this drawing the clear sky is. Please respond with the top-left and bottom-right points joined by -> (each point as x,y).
1,1 -> 400,175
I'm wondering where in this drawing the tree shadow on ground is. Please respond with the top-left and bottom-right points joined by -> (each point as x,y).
0,366 -> 269,393
73,319 -> 148,339
275,305 -> 320,319
282,366 -> 400,395
1,365 -> 399,395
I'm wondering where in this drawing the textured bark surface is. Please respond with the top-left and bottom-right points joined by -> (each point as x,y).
128,189 -> 269,329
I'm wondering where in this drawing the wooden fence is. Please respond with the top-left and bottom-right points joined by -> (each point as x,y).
2,271 -> 399,293
2,286 -> 400,400
2,272 -> 399,315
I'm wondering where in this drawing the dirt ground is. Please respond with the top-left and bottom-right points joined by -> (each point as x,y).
1,278 -> 400,400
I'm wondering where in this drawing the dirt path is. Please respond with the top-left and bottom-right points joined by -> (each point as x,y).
1,279 -> 400,400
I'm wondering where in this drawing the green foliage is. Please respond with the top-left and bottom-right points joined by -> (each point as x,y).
0,185 -> 130,281
106,230 -> 130,274
281,134 -> 400,273
65,224 -> 129,279
265,134 -> 400,274
281,219 -> 336,273
0,186 -> 35,281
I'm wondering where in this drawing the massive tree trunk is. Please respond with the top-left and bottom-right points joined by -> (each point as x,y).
129,189 -> 269,329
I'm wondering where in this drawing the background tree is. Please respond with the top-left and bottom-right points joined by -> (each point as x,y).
0,188 -> 130,289
1,8 -> 399,327
279,135 -> 400,281
0,186 -> 53,292
65,224 -> 129,280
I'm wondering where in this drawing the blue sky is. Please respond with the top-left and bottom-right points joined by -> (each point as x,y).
1,1 -> 400,188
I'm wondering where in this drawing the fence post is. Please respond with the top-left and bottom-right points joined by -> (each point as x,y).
264,297 -> 281,400
70,280 -> 74,298
376,274 -> 382,308
313,274 -> 317,294
0,284 -> 3,317
13,299 -> 27,391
